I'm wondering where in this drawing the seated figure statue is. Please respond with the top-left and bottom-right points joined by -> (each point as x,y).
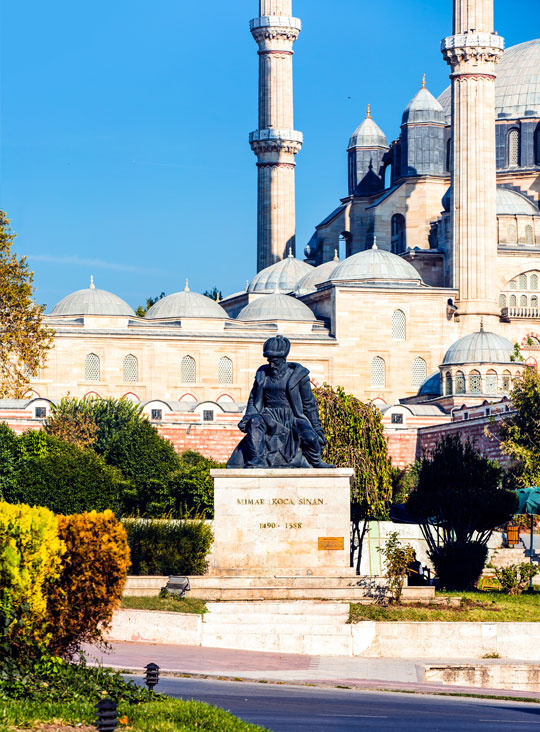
227,335 -> 333,469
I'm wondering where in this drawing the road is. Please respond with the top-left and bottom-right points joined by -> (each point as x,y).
131,676 -> 540,731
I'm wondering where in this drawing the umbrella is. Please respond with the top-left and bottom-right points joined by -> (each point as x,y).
515,487 -> 540,589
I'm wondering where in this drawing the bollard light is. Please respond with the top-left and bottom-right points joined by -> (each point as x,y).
144,662 -> 160,690
95,698 -> 118,732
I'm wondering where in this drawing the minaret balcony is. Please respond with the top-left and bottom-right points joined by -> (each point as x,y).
501,307 -> 540,321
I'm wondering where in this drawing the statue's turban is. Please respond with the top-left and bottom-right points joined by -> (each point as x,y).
263,335 -> 291,358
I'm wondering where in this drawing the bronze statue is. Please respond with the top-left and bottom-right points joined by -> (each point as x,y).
227,335 -> 333,469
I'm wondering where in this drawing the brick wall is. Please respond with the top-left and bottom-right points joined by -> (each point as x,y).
157,424 -> 242,463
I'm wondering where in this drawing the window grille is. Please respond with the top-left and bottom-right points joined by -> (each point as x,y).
445,372 -> 452,396
526,226 -> 534,246
533,297 -> 539,309
85,354 -> 100,382
510,295 -> 517,308
412,357 -> 427,389
508,129 -> 520,166
519,274 -> 527,290
469,371 -> 482,394
151,409 -> 162,421
218,357 -> 233,384
520,295 -> 528,308
24,363 -> 37,380
181,355 -> 196,383
123,354 -> 138,382
203,410 -> 214,422
499,294 -> 507,309
502,372 -> 511,392
371,357 -> 386,388
486,372 -> 497,394
35,407 -> 46,419
391,413 -> 403,425
507,225 -> 517,245
531,274 -> 539,290
392,310 -> 406,341
529,335 -> 540,346
455,372 -> 466,394
509,280 -> 517,290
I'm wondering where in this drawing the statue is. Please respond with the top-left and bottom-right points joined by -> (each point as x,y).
227,335 -> 333,469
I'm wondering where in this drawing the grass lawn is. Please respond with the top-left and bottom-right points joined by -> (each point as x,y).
120,596 -> 207,614
349,589 -> 540,623
0,698 -> 268,732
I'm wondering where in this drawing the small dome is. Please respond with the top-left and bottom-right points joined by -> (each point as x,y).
442,329 -> 514,365
417,371 -> 442,397
402,83 -> 444,125
238,293 -> 317,322
295,255 -> 340,295
145,281 -> 227,319
50,279 -> 135,316
497,188 -> 539,216
348,107 -> 388,149
248,252 -> 314,293
330,243 -> 423,285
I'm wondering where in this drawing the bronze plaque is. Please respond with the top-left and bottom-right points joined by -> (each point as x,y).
318,537 -> 344,551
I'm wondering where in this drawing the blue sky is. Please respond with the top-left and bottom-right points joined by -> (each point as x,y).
1,0 -> 536,311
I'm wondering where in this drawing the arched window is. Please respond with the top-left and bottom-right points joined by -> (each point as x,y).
507,224 -> 517,245
486,370 -> 497,394
519,274 -> 527,289
391,214 -> 406,254
508,128 -> 520,167
510,294 -> 517,308
412,357 -> 427,389
181,355 -> 196,383
532,296 -> 538,309
445,371 -> 453,396
499,294 -> 507,309
123,354 -> 138,382
24,363 -> 38,381
371,357 -> 386,388
455,371 -> 466,394
218,356 -> 233,384
85,354 -> 100,382
520,295 -> 528,308
339,232 -> 352,259
531,274 -> 539,290
509,280 -> 517,290
469,370 -> 482,394
501,370 -> 512,392
392,310 -> 406,341
526,225 -> 534,245
446,138 -> 452,172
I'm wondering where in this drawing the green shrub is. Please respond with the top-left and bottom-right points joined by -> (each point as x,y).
377,531 -> 415,602
124,518 -> 213,576
0,423 -> 18,499
165,451 -> 223,518
46,510 -> 130,658
493,562 -> 539,595
431,541 -> 489,591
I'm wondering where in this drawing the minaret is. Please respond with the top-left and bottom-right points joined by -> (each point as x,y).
442,0 -> 504,322
249,1 -> 303,272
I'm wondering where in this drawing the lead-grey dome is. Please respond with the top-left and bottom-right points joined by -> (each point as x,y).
249,252 -> 313,294
51,281 -> 135,316
238,293 -> 317,322
439,39 -> 540,120
330,244 -> 423,285
348,110 -> 389,149
442,329 -> 514,365
145,284 -> 227,319
295,256 -> 340,295
442,186 -> 539,215
417,371 -> 442,396
402,85 -> 444,125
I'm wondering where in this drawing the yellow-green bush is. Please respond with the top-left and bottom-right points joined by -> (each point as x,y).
46,510 -> 130,658
0,501 -> 64,648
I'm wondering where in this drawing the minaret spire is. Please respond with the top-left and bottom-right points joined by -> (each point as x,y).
442,0 -> 504,321
249,0 -> 303,272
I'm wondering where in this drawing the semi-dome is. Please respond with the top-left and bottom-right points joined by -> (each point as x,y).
237,292 -> 317,322
348,107 -> 389,149
439,39 -> 540,120
417,371 -> 442,397
442,328 -> 514,365
330,243 -> 424,285
50,278 -> 135,317
442,186 -> 539,216
248,251 -> 313,293
295,255 -> 340,295
145,281 -> 228,319
402,83 -> 445,125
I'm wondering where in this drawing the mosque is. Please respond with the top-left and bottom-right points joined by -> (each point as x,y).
3,0 -> 540,466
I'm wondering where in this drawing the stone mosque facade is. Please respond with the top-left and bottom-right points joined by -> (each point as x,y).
3,0 -> 540,466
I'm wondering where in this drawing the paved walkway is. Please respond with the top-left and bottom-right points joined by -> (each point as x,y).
85,642 -> 540,701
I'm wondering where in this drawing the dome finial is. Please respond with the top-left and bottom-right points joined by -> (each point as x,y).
372,236 -> 378,250
184,278 -> 190,292
366,103 -> 371,119
273,282 -> 281,295
480,317 -> 484,332
288,246 -> 294,258
245,279 -> 249,292
89,275 -> 95,290
333,249 -> 339,261
422,73 -> 426,88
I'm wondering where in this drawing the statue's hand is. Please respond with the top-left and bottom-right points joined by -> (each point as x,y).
317,430 -> 327,447
238,418 -> 249,433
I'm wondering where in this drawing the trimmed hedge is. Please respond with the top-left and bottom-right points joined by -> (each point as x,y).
124,518 -> 213,576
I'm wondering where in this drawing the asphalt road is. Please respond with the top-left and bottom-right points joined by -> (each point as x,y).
132,676 -> 540,731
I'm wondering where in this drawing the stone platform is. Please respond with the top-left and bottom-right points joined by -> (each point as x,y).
210,468 -> 354,575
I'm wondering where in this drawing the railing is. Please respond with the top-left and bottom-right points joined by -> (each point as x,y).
501,307 -> 540,319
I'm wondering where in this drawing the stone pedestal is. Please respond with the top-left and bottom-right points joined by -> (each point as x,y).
210,468 -> 354,576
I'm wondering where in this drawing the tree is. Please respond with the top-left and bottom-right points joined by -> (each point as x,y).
406,435 -> 518,590
203,286 -> 222,302
166,450 -> 224,518
314,384 -> 393,572
135,292 -> 165,317
0,211 -> 53,397
499,366 -> 540,489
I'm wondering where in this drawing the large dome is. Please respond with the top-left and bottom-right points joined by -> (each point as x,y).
295,256 -> 340,295
330,244 -> 423,285
442,186 -> 539,215
442,329 -> 514,365
238,293 -> 317,322
50,281 -> 135,317
145,283 -> 227,319
249,252 -> 313,294
439,39 -> 540,120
